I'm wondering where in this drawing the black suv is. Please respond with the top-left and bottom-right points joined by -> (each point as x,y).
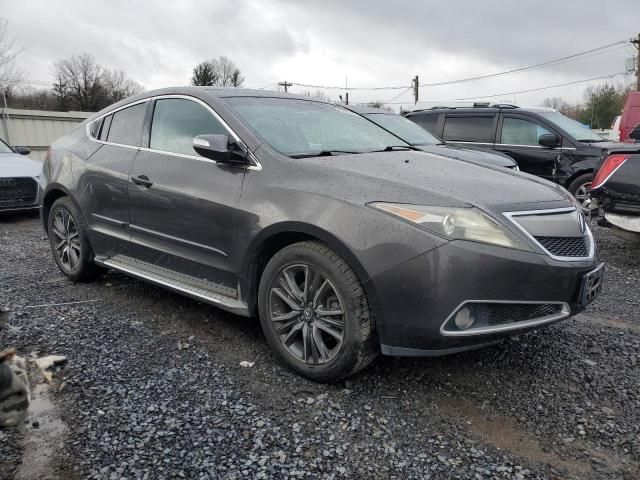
405,105 -> 640,210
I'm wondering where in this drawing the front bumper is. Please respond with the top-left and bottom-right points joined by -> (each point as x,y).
366,239 -> 600,355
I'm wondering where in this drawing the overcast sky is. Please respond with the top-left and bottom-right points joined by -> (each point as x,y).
3,0 -> 638,110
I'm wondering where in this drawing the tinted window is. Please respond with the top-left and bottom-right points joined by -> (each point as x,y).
107,103 -> 147,146
150,99 -> 227,156
99,115 -> 112,141
500,117 -> 552,146
442,116 -> 494,143
409,113 -> 439,134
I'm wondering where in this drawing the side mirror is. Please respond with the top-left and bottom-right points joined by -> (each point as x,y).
14,146 -> 30,156
538,134 -> 559,149
192,134 -> 249,165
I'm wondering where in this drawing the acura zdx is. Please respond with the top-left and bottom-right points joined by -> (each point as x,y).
40,88 -> 603,381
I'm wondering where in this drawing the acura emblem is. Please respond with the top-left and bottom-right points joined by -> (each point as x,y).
0,178 -> 17,187
578,213 -> 587,235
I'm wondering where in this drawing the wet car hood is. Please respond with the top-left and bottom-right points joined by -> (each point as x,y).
0,153 -> 42,178
304,150 -> 569,213
416,144 -> 516,168
585,141 -> 640,154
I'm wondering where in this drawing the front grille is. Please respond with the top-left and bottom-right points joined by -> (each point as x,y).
476,303 -> 563,326
534,236 -> 588,257
0,177 -> 38,207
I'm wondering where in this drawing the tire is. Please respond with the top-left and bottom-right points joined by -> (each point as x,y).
47,197 -> 101,282
567,173 -> 596,213
258,241 -> 378,382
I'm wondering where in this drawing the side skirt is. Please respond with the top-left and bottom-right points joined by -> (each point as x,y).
96,254 -> 250,317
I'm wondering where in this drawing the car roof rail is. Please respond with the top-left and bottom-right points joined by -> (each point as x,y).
490,103 -> 519,109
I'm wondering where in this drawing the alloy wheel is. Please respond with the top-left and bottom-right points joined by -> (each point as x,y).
574,182 -> 597,213
51,209 -> 81,271
268,264 -> 345,365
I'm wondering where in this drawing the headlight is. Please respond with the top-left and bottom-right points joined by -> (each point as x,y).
370,202 -> 528,250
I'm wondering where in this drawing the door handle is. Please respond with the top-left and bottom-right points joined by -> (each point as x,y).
130,175 -> 153,188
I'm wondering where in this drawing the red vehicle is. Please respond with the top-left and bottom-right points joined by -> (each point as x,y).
619,91 -> 640,143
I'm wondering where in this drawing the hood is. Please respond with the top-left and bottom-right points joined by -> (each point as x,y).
586,141 -> 640,154
416,144 -> 516,168
302,150 -> 570,213
0,153 -> 42,178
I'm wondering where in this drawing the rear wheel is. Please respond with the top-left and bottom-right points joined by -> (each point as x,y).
47,197 -> 101,281
567,173 -> 597,213
258,241 -> 378,382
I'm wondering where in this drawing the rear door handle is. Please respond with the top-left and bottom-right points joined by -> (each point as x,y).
130,175 -> 153,188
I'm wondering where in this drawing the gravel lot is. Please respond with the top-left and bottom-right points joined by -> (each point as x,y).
1,214 -> 639,480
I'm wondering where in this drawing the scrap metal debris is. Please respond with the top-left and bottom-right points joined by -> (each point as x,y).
0,348 -> 31,428
33,355 -> 67,383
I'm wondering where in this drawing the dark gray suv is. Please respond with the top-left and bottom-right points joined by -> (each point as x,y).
41,88 -> 603,381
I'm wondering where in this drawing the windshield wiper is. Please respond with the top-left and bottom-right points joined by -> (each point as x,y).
289,150 -> 360,158
368,145 -> 419,152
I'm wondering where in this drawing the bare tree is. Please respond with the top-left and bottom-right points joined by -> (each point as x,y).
301,89 -> 331,102
541,97 -> 569,111
102,69 -> 143,102
52,53 -> 143,111
191,56 -> 244,87
0,18 -> 23,90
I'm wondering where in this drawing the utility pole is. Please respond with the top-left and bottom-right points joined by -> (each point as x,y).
412,75 -> 419,104
633,34 -> 640,91
278,81 -> 292,93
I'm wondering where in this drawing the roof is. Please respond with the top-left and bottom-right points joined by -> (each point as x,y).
406,104 -> 557,115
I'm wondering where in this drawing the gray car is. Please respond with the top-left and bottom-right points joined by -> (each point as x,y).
0,139 -> 41,213
41,88 -> 603,381
345,105 -> 518,169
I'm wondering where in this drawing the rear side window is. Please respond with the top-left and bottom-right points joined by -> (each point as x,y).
107,103 -> 147,146
150,98 -> 227,156
99,115 -> 113,141
408,113 -> 439,134
442,116 -> 494,143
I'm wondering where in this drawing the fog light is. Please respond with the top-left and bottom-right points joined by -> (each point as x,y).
454,307 -> 475,330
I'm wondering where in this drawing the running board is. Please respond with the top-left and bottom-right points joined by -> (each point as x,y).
97,255 -> 250,317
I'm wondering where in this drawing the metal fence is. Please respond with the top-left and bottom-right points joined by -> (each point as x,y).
0,108 -> 93,161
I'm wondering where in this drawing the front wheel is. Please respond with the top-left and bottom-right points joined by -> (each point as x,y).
47,197 -> 101,282
567,173 -> 597,213
258,241 -> 378,382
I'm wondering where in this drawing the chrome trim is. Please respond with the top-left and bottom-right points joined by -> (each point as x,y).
85,94 -> 262,171
128,224 -> 228,257
98,257 -> 249,316
503,207 -> 595,262
91,213 -> 127,227
440,300 -> 571,337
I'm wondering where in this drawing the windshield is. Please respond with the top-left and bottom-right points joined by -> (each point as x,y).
0,139 -> 13,154
538,111 -> 604,142
225,97 -> 409,157
365,113 -> 442,145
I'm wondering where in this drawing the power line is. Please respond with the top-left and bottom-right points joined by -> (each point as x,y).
382,86 -> 413,104
287,39 -> 628,92
455,72 -> 629,100
420,40 -> 628,87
